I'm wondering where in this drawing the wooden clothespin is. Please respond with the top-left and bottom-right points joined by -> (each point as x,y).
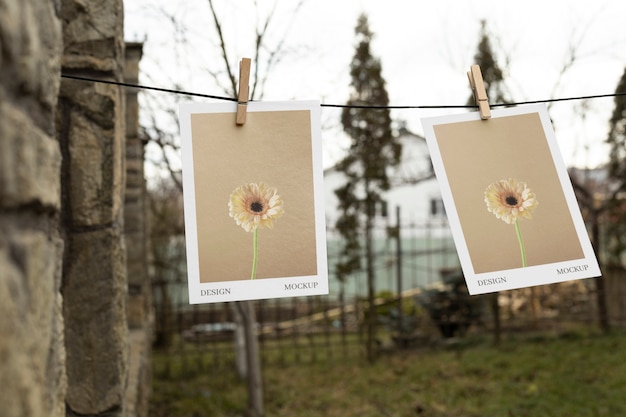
236,58 -> 252,126
467,64 -> 491,120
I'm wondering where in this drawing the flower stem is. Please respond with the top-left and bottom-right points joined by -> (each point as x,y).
514,219 -> 527,268
251,228 -> 258,279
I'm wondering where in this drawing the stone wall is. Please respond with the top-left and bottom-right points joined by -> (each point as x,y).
0,1 -> 152,416
58,0 -> 128,415
125,42 -> 151,332
0,1 -> 66,416
124,42 -> 153,417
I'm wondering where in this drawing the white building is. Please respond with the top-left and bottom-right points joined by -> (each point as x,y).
323,128 -> 460,297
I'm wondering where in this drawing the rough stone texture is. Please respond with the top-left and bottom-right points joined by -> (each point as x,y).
63,228 -> 128,414
0,103 -> 62,209
2,1 -> 152,416
61,0 -> 124,74
126,329 -> 152,417
0,1 -> 66,417
0,226 -> 66,417
58,76 -> 128,415
124,42 -> 151,329
59,0 -> 129,416
0,0 -> 62,131
59,81 -> 125,227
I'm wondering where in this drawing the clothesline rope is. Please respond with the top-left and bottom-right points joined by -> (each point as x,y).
60,73 -> 626,109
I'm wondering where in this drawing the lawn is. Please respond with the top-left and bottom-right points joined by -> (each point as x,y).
150,330 -> 626,417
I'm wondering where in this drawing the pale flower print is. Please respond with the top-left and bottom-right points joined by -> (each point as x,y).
228,182 -> 284,279
484,178 -> 538,267
484,178 -> 538,225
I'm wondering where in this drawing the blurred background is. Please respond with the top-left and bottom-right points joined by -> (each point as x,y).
2,1 -> 626,416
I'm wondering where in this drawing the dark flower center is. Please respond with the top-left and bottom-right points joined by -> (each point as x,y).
505,195 -> 519,206
250,201 -> 264,213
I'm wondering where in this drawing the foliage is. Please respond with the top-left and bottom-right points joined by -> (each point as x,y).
374,290 -> 426,339
466,20 -> 509,107
419,271 -> 485,338
335,13 -> 401,362
335,13 -> 401,280
605,67 -> 626,268
148,176 -> 186,348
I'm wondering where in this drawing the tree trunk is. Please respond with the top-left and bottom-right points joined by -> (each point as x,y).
236,301 -> 264,417
232,304 -> 247,379
592,211 -> 610,333
491,292 -> 501,345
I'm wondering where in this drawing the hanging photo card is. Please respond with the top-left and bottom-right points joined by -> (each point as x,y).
421,104 -> 601,295
179,101 -> 328,304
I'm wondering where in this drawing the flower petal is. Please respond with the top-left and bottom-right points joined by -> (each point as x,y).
228,182 -> 284,232
484,178 -> 538,224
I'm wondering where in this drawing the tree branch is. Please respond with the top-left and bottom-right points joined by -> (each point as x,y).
207,0 -> 237,97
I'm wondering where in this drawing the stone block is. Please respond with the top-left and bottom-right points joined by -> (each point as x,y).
61,0 -> 124,73
63,227 -> 128,415
0,225 -> 66,417
59,80 -> 119,129
0,104 -> 62,210
63,85 -> 125,227
0,0 -> 62,127
125,329 -> 152,417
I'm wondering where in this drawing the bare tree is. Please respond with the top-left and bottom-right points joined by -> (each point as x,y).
137,0 -> 306,185
137,3 -> 307,416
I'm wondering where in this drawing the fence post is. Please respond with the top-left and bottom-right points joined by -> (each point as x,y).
396,206 -> 404,343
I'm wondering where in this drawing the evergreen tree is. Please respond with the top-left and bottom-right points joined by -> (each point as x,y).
335,13 -> 401,362
569,67 -> 626,333
567,69 -> 626,334
467,20 -> 508,107
605,67 -> 626,268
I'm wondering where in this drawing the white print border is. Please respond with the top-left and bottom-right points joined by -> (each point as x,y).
421,104 -> 601,295
179,100 -> 328,304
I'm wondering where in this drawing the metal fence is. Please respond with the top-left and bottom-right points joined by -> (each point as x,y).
151,219 -> 626,380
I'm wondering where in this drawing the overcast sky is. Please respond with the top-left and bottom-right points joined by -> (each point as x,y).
125,0 -> 626,170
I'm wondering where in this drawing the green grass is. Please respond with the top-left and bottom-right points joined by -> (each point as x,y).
150,330 -> 626,417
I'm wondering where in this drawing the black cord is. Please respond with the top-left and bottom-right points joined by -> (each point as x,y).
60,73 -> 626,109
60,73 -> 237,101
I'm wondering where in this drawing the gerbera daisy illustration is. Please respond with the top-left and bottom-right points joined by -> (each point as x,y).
484,178 -> 538,267
484,178 -> 538,225
228,182 -> 284,279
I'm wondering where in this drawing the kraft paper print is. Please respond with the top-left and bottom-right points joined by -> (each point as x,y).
180,101 -> 328,304
421,104 -> 601,295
